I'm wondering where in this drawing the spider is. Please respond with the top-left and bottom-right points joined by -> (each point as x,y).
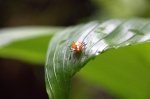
69,41 -> 86,63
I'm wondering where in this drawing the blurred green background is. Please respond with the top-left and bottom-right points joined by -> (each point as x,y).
0,0 -> 150,99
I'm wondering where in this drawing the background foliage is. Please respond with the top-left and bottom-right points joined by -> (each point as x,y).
0,0 -> 150,99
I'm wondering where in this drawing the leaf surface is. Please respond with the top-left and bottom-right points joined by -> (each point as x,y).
45,19 -> 150,99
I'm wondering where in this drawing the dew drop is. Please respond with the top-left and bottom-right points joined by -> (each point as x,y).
95,52 -> 100,56
125,43 -> 131,46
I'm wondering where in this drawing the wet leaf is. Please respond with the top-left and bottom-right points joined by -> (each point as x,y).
45,18 -> 150,99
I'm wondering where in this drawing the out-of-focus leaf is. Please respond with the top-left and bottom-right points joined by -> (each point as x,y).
78,42 -> 150,99
93,0 -> 147,18
45,18 -> 150,99
0,27 -> 63,64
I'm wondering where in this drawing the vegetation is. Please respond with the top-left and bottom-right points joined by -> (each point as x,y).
0,0 -> 150,99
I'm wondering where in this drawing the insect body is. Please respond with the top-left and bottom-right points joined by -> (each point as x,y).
71,42 -> 85,53
69,41 -> 86,63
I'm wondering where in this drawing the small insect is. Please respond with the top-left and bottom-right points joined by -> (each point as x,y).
69,41 -> 86,63
71,42 -> 85,53
68,24 -> 99,63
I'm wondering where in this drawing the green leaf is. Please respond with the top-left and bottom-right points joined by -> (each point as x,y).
78,43 -> 150,99
0,26 -> 63,64
93,0 -> 147,18
45,18 -> 150,99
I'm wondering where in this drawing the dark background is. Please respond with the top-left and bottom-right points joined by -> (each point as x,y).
0,0 -> 106,99
0,0 -> 96,27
